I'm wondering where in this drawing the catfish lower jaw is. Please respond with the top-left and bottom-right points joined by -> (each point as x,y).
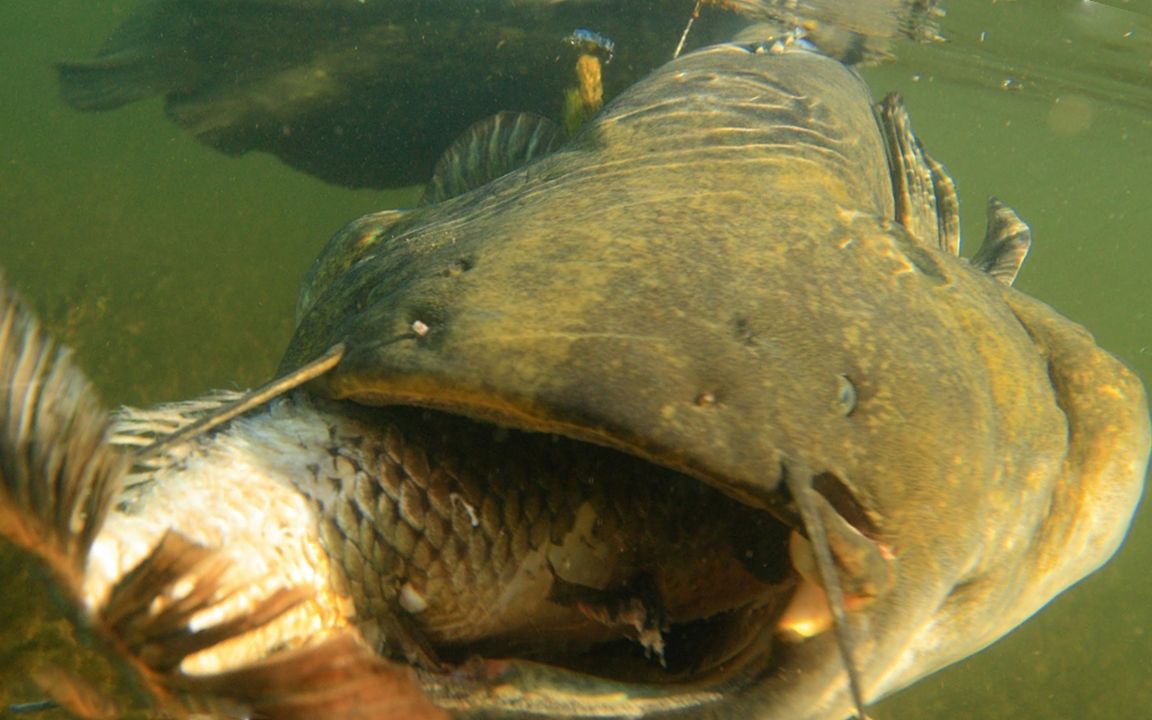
328,402 -> 889,713
105,390 -> 842,704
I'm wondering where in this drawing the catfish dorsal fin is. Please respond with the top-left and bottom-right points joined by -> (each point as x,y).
971,197 -> 1032,286
876,93 -> 960,257
419,111 -> 564,206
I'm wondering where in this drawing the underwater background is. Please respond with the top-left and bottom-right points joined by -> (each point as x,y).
0,0 -> 1148,716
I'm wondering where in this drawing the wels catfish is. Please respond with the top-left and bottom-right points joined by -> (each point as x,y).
3,42 -> 1148,719
54,0 -> 943,189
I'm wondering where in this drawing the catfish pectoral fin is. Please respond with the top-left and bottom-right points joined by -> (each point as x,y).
972,197 -> 1032,286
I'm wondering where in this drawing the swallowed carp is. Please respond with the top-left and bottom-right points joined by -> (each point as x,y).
3,42 -> 1148,719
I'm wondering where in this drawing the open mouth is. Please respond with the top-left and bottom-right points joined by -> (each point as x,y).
377,405 -> 792,677
334,401 -> 867,690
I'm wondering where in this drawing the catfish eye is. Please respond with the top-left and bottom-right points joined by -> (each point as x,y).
835,374 -> 858,417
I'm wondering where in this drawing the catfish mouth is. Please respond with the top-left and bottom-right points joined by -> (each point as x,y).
355,402 -> 852,693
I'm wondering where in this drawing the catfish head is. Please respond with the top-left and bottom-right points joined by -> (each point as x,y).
283,43 -> 1150,717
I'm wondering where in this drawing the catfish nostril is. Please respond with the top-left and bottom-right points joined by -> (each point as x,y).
732,316 -> 756,346
444,257 -> 474,277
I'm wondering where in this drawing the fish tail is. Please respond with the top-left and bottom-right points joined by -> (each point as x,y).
0,272 -> 126,591
0,273 -> 139,716
55,0 -> 201,112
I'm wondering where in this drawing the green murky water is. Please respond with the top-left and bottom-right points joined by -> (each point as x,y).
1,0 -> 1148,716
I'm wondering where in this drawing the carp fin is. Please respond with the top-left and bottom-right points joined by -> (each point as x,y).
0,276 -> 444,718
178,632 -> 450,720
0,273 -> 126,589
0,274 -> 132,715
971,197 -> 1032,286
548,570 -> 670,666
99,529 -> 448,719
419,111 -> 564,206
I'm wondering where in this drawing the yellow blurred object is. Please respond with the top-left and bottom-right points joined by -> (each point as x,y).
576,54 -> 603,111
563,53 -> 604,137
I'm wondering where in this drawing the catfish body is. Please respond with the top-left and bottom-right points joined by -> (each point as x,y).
55,0 -> 943,188
285,42 -> 1150,717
